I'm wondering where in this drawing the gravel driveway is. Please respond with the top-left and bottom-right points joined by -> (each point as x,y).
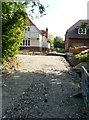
2,55 -> 88,119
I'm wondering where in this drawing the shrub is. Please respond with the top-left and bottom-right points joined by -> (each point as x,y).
74,53 -> 89,62
56,48 -> 65,53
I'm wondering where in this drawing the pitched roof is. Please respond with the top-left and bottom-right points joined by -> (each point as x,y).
24,19 -> 48,37
67,20 -> 89,39
24,19 -> 42,34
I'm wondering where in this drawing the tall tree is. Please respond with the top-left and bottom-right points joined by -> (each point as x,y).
48,34 -> 54,47
54,36 -> 65,48
2,1 -> 46,61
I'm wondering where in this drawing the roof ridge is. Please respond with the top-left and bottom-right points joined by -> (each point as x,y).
67,20 -> 80,31
67,19 -> 89,32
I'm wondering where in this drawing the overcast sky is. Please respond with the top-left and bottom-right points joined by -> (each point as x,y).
28,0 -> 88,40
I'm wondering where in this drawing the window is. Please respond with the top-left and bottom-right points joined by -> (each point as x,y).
78,28 -> 87,35
22,40 -> 30,46
26,40 -> 28,46
28,27 -> 30,31
28,40 -> 30,46
23,40 -> 25,46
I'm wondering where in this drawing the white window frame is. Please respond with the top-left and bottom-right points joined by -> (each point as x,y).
78,28 -> 87,35
21,40 -> 30,46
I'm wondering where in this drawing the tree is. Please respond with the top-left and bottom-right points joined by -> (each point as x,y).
54,36 -> 65,48
80,22 -> 88,30
48,34 -> 54,47
2,1 -> 46,62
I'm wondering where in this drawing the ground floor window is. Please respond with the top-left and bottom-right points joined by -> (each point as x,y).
28,40 -> 30,46
21,40 -> 30,46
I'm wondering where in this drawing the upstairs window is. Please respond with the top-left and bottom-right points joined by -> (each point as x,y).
78,28 -> 87,35
28,27 -> 30,31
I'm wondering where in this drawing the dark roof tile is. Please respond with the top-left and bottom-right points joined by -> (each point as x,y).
67,20 -> 89,39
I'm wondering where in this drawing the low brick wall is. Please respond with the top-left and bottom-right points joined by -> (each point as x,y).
19,51 -> 47,56
20,46 -> 49,52
20,46 -> 41,51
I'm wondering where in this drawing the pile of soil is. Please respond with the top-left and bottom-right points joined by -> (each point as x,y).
72,62 -> 89,72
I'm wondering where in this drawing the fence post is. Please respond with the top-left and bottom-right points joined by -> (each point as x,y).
81,66 -> 89,118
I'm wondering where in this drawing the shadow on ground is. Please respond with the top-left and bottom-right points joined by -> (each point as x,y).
2,69 -> 88,119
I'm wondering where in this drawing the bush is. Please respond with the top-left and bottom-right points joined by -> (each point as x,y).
56,48 -> 65,53
74,53 -> 89,62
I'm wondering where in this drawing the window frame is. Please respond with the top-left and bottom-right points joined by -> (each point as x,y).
20,40 -> 30,46
78,28 -> 87,35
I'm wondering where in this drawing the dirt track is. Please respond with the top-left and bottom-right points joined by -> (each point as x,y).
2,55 -> 88,119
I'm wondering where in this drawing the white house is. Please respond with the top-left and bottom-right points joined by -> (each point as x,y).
20,19 -> 50,51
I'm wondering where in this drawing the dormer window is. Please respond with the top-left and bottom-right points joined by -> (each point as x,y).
78,28 -> 87,35
28,27 -> 30,31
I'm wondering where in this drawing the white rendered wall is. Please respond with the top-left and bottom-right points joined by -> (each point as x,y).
42,36 -> 50,49
39,34 -> 43,47
30,40 -> 39,47
48,43 -> 50,49
23,25 -> 50,49
23,26 -> 40,38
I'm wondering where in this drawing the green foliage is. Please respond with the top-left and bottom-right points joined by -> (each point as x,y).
29,1 -> 48,18
2,2 -> 29,62
56,48 -> 65,53
2,1 -> 46,62
80,22 -> 88,39
19,50 -> 30,52
54,36 -> 65,49
80,22 -> 88,30
74,54 -> 89,62
48,34 -> 54,47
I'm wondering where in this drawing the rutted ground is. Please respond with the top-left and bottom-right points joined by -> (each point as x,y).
2,55 -> 88,119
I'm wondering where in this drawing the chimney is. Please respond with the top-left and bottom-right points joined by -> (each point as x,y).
46,28 -> 48,38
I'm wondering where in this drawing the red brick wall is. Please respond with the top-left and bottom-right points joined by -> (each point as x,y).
20,46 -> 49,51
65,34 -> 89,50
70,39 -> 89,47
65,33 -> 70,50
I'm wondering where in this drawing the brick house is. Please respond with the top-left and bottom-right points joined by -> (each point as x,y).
20,19 -> 50,51
65,20 -> 89,51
